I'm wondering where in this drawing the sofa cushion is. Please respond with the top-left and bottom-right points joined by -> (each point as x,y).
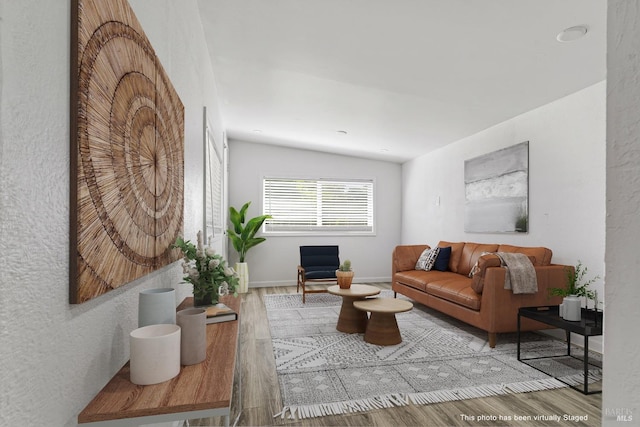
458,243 -> 500,276
470,253 -> 538,293
394,270 -> 456,292
433,246 -> 451,271
425,278 -> 481,311
470,254 -> 502,293
497,244 -> 552,266
437,241 -> 465,273
415,247 -> 440,271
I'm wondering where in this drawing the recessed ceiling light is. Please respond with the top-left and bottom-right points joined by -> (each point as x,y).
252,129 -> 262,133
557,25 -> 589,42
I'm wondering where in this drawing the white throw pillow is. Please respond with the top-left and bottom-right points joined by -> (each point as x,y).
415,247 -> 440,271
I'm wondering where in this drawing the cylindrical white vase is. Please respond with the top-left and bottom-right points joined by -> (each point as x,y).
176,308 -> 207,365
138,288 -> 176,327
561,295 -> 582,321
130,324 -> 181,385
236,262 -> 249,293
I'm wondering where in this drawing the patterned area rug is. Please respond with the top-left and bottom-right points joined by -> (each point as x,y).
265,290 -> 602,420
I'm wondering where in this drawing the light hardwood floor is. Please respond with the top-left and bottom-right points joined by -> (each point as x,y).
189,283 -> 601,427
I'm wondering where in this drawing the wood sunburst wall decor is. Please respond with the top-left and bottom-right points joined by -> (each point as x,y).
70,0 -> 184,303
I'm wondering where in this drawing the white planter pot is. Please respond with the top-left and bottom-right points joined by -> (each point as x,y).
559,295 -> 582,321
236,262 -> 249,293
130,324 -> 181,385
138,288 -> 176,327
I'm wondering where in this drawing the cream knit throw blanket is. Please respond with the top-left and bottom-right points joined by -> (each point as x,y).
496,252 -> 538,294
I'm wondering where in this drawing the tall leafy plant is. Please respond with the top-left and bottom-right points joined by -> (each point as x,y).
227,202 -> 271,262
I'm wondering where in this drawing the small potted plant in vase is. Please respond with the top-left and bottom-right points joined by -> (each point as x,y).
336,260 -> 354,289
549,261 -> 599,321
173,231 -> 239,306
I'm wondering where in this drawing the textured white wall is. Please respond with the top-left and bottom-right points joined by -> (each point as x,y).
0,1 -> 224,425
604,1 -> 640,424
402,82 -> 606,351
227,140 -> 402,285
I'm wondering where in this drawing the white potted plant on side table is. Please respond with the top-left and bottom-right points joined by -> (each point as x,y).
549,261 -> 598,321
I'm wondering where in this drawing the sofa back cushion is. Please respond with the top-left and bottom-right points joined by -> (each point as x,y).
436,241 -> 465,273
497,244 -> 552,266
457,243 -> 500,276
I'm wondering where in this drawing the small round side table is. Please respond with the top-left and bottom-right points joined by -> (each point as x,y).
327,284 -> 381,333
353,297 -> 413,345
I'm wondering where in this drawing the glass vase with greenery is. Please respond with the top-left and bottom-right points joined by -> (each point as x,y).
173,231 -> 239,306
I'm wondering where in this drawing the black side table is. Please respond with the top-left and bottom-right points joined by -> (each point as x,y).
517,305 -> 602,395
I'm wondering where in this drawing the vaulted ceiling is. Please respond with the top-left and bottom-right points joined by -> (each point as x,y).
198,0 -> 606,163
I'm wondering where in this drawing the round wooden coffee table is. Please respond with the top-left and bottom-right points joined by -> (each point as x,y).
353,298 -> 413,345
327,284 -> 381,333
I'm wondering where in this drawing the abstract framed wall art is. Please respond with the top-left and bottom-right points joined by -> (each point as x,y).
464,141 -> 529,233
70,0 -> 184,303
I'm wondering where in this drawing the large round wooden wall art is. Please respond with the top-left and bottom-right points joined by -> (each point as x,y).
70,0 -> 184,303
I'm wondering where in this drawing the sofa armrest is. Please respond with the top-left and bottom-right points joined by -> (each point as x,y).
392,245 -> 429,276
480,265 -> 567,333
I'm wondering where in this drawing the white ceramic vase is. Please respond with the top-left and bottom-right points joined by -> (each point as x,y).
559,295 -> 582,321
138,288 -> 176,327
130,324 -> 181,385
176,308 -> 207,365
236,262 -> 249,293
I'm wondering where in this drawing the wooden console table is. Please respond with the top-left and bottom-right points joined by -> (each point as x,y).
78,295 -> 240,426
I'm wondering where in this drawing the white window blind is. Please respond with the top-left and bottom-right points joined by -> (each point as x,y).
263,177 -> 374,234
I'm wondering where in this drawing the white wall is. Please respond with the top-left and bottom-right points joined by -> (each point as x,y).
227,139 -> 402,285
0,1 -> 223,425
604,1 -> 640,424
402,82 -> 606,294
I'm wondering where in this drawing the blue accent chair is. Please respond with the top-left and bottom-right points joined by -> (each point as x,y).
297,245 -> 340,303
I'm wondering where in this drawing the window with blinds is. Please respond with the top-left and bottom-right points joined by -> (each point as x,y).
263,177 -> 374,234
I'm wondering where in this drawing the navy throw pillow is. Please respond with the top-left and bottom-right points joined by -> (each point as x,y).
433,246 -> 451,271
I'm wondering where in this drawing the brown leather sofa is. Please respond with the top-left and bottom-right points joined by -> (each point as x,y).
392,241 -> 566,347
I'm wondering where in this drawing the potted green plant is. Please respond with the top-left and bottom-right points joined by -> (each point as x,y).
227,201 -> 272,293
549,261 -> 599,320
336,259 -> 354,289
173,231 -> 239,306
550,261 -> 598,299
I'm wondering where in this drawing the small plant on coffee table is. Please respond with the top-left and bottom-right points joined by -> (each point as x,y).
336,259 -> 354,289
